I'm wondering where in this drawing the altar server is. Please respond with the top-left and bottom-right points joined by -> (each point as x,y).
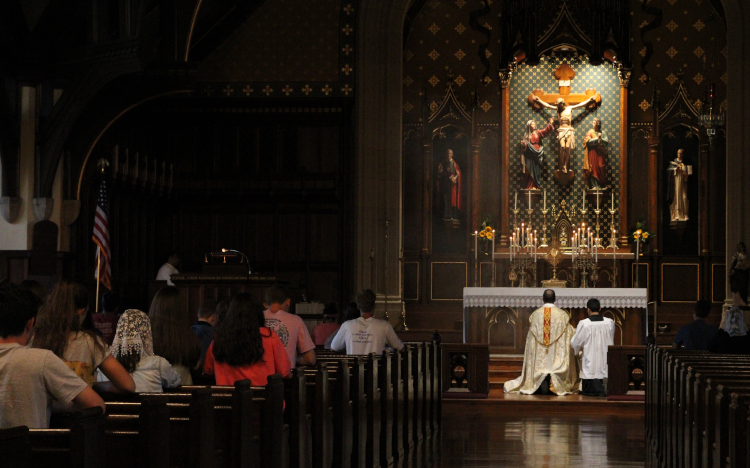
504,289 -> 580,395
571,298 -> 615,397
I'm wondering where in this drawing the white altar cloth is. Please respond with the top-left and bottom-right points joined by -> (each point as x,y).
463,287 -> 648,309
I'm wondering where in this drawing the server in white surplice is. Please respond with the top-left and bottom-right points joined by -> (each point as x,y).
571,298 -> 615,397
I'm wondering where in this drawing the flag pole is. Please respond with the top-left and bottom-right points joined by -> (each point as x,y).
95,246 -> 101,313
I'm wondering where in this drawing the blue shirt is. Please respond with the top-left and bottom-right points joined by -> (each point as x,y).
674,319 -> 719,350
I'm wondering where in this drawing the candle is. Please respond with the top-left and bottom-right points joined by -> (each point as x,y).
491,230 -> 495,260
474,230 -> 478,261
528,190 -> 531,209
515,192 -> 518,211
543,190 -> 546,210
595,239 -> 598,262
611,190 -> 614,208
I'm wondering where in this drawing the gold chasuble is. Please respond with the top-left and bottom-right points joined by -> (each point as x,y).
503,305 -> 580,395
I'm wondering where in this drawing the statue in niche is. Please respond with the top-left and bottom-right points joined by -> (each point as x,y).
666,148 -> 691,223
437,148 -> 462,220
534,94 -> 596,184
520,118 -> 555,190
583,118 -> 609,189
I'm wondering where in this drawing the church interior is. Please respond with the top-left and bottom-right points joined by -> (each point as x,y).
2,0 -> 750,466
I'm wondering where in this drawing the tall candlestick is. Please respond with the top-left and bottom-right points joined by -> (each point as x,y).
611,190 -> 614,208
515,192 -> 518,211
474,231 -> 478,261
528,190 -> 531,209
491,230 -> 495,263
596,192 -> 600,210
543,190 -> 546,210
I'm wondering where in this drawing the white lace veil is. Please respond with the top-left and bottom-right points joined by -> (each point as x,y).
110,309 -> 155,358
723,306 -> 748,337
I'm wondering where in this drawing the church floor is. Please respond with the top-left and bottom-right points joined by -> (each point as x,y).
432,392 -> 645,467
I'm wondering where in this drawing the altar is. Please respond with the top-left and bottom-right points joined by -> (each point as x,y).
463,287 -> 648,354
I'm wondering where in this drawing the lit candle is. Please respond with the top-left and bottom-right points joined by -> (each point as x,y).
612,229 -> 617,261
491,230 -> 495,261
474,230 -> 478,261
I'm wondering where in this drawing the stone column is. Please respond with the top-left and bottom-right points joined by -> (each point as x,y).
355,0 -> 412,326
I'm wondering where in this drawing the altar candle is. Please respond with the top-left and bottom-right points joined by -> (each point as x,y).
612,229 -> 617,260
515,192 -> 518,211
474,230 -> 478,261
491,230 -> 495,260
543,190 -> 546,210
611,190 -> 614,208
521,223 -> 525,246
582,188 -> 586,208
596,192 -> 600,210
528,190 -> 531,209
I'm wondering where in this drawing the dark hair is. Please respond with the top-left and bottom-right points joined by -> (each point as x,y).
587,298 -> 601,312
0,283 -> 42,338
356,289 -> 376,313
31,281 -> 105,358
343,302 -> 360,322
265,285 -> 290,306
102,292 -> 121,313
19,280 -> 47,303
695,299 -> 712,318
213,293 -> 268,366
216,298 -> 231,323
543,289 -> 556,304
149,286 -> 201,367
165,251 -> 179,262
198,299 -> 218,319
117,353 -> 141,374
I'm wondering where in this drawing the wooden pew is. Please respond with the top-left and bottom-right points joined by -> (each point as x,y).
101,396 -> 171,468
21,407 -> 105,468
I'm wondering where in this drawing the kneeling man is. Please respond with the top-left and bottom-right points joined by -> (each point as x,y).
504,289 -> 579,395
571,298 -> 615,397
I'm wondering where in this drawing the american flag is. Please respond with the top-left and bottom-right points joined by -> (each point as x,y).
92,175 -> 112,290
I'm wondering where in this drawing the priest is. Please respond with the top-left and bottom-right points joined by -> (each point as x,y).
503,289 -> 580,395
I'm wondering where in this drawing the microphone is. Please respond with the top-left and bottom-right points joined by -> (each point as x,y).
221,248 -> 252,274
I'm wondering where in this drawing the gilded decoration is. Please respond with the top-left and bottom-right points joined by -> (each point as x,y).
197,0 -> 358,99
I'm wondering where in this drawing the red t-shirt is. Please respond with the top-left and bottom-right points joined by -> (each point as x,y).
91,312 -> 120,345
311,323 -> 340,346
203,328 -> 292,386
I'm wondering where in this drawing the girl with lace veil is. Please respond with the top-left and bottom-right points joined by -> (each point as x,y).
97,309 -> 181,393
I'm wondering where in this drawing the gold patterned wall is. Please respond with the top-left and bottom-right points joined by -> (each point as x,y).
196,0 -> 357,98
628,0 -> 726,121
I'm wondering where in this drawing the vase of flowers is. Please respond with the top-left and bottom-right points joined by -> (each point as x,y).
629,220 -> 655,288
478,217 -> 495,256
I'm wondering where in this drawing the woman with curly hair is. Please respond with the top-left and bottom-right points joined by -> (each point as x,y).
31,281 -> 135,392
204,293 -> 291,386
97,309 -> 181,392
149,286 -> 201,385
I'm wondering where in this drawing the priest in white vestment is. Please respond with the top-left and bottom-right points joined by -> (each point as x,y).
571,298 -> 615,397
504,289 -> 580,395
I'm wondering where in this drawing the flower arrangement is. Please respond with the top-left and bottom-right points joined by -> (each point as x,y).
629,220 -> 655,245
478,217 -> 494,242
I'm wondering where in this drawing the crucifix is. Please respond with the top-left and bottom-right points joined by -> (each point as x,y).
527,63 -> 602,186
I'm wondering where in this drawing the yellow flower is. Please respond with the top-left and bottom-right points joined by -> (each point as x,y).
642,232 -> 649,239
479,231 -> 486,238
636,229 -> 642,235
633,233 -> 638,239
486,232 -> 494,240
484,226 -> 493,233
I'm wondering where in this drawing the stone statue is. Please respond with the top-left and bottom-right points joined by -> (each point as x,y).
533,95 -> 596,184
520,118 -> 555,190
437,149 -> 461,220
666,148 -> 691,222
583,118 -> 609,189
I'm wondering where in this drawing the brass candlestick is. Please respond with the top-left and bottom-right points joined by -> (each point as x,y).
540,208 -> 549,247
594,207 -> 604,248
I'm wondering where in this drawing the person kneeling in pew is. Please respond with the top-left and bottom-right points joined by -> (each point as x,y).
204,293 -> 292,385
571,298 -> 614,397
330,289 -> 404,355
0,283 -> 105,429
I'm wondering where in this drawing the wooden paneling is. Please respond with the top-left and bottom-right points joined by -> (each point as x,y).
403,262 -> 419,301
430,262 -> 466,301
712,263 -> 726,304
661,263 -> 699,303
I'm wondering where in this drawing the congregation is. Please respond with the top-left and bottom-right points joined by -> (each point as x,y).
0,280 -> 405,431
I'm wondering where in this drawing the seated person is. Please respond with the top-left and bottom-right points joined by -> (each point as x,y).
156,251 -> 180,286
97,309 -> 181,393
673,299 -> 718,350
311,303 -> 341,346
504,289 -> 579,395
91,292 -> 121,345
204,293 -> 291,386
263,285 -> 316,368
325,302 -> 359,349
571,298 -> 615,397
192,299 -> 219,363
0,283 -> 105,429
708,306 -> 750,355
330,289 -> 404,355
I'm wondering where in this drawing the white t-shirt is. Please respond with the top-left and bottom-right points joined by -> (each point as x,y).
0,343 -> 88,429
97,354 -> 181,392
571,316 -> 615,380
330,317 -> 404,355
156,263 -> 179,286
